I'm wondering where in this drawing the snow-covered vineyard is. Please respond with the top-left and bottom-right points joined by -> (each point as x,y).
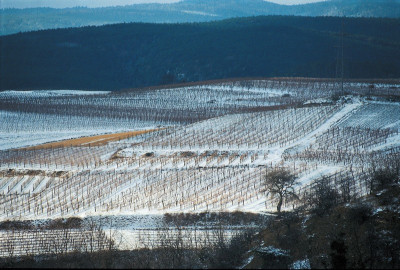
1,100 -> 399,218
1,79 -> 398,150
0,79 -> 399,254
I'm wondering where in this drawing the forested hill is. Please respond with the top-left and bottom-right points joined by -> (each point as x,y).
1,0 -> 400,36
1,16 -> 400,91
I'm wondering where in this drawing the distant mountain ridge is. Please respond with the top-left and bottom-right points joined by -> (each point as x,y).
1,0 -> 400,35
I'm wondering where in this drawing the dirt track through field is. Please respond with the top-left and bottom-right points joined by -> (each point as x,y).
21,129 -> 159,150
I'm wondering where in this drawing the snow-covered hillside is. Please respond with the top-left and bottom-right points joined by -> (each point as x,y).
1,80 -> 398,150
0,80 -> 399,253
1,97 -> 399,219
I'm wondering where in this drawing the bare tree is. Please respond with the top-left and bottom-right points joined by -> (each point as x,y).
306,177 -> 339,217
264,168 -> 299,214
367,154 -> 400,193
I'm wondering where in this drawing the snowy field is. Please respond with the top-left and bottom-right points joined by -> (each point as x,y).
0,79 -> 399,253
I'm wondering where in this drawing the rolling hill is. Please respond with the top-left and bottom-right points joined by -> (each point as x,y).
1,16 -> 400,91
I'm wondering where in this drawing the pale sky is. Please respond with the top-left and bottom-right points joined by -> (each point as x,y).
0,1 -> 181,9
1,0 -> 327,9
